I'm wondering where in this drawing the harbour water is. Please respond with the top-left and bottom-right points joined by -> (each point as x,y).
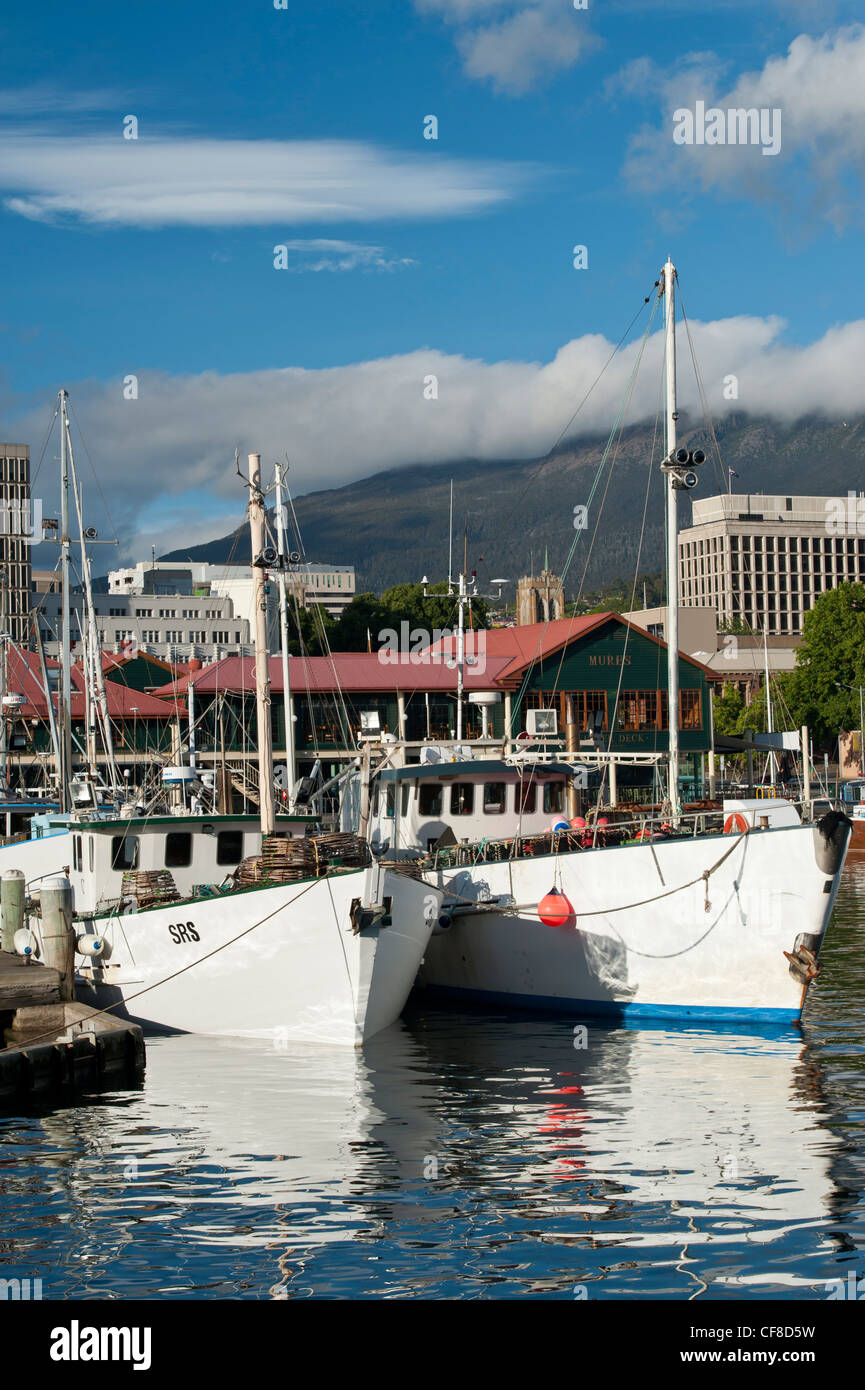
2,861 -> 864,1301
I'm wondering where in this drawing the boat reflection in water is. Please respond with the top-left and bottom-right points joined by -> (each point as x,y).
2,1002 -> 856,1301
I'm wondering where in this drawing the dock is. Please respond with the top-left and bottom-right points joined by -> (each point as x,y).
0,949 -> 145,1105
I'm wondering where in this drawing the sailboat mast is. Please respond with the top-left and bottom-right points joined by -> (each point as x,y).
274,462 -> 295,800
58,390 -> 73,812
662,258 -> 681,820
247,453 -> 275,836
456,571 -> 466,742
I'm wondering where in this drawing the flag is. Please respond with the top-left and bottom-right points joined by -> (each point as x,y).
729,467 -> 739,478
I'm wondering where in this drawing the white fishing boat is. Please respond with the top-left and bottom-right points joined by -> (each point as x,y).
14,452 -> 440,1045
354,259 -> 852,1026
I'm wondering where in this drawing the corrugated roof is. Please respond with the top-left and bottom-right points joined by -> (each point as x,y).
4,646 -> 171,719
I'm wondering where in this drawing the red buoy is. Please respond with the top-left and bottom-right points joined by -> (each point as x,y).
538,886 -> 576,928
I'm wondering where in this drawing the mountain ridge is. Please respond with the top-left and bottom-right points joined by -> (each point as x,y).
160,413 -> 865,596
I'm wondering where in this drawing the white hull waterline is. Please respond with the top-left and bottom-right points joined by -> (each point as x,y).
417,816 -> 849,1024
75,864 -> 438,1046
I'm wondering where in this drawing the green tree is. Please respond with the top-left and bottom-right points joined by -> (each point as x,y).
712,684 -> 746,736
328,582 -> 489,653
785,582 -> 865,740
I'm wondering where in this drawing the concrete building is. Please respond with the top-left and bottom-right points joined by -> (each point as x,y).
625,603 -> 801,703
33,589 -> 251,664
679,492 -> 865,636
0,444 -> 33,644
108,559 -> 356,622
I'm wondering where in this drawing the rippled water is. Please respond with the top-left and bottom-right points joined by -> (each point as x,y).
2,861 -> 865,1300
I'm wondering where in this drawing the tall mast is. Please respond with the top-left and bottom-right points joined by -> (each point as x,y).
456,571 -> 466,742
448,479 -> 454,591
0,573 -> 7,796
274,462 -> 295,800
58,390 -> 73,811
247,453 -> 275,836
662,259 -> 681,820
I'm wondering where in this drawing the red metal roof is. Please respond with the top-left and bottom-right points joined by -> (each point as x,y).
4,646 -> 172,720
148,614 -> 714,701
150,650 -> 518,699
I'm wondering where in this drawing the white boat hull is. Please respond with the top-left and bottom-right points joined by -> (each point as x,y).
76,866 -> 439,1046
417,821 -> 849,1024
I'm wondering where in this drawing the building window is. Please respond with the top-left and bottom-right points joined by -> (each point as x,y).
618,690 -> 660,731
680,690 -> 702,730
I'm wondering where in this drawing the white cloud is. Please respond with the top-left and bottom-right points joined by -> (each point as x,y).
0,132 -> 532,228
617,26 -> 865,230
9,310 -> 865,557
415,0 -> 598,95
276,240 -> 416,272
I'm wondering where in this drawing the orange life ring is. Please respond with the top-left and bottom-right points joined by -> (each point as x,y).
724,812 -> 749,834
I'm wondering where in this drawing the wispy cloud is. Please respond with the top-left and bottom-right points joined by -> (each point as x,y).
276,240 -> 416,272
415,0 -> 599,95
0,131 -> 533,228
614,25 -> 865,232
0,84 -> 130,116
8,311 -> 865,556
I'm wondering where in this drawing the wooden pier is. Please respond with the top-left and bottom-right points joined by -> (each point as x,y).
0,949 -> 145,1105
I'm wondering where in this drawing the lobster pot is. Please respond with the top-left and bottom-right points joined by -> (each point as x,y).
310,832 -> 371,871
235,835 -> 318,887
121,870 -> 181,910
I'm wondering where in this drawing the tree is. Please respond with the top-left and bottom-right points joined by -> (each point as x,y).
327,582 -> 489,653
785,582 -> 865,740
712,684 -> 746,736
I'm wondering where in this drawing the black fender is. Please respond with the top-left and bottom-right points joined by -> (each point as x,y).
813,810 -> 852,875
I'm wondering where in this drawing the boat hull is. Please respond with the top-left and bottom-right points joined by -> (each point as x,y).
416,821 -> 849,1024
76,866 -> 439,1046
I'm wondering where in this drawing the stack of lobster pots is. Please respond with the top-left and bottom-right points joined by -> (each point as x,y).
233,832 -> 370,888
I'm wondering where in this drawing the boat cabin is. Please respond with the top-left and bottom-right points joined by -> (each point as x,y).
65,813 -> 314,915
363,761 -> 581,856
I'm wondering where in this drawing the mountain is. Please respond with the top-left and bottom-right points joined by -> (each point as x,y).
161,413 -> 865,597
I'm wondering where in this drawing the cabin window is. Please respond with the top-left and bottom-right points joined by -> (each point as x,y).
517,781 -> 536,815
400,784 -> 410,816
165,832 -> 192,868
543,782 -> 564,814
111,835 -> 139,871
385,784 -> 396,819
450,783 -> 475,815
483,782 -> 507,814
89,838 -> 94,872
419,784 -> 443,816
373,783 -> 381,816
216,830 -> 244,865
73,835 -> 82,871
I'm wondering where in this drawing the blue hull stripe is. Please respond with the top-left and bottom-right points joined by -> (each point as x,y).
417,983 -> 801,1025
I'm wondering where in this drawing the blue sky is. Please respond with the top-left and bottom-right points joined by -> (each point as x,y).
1,0 -> 865,559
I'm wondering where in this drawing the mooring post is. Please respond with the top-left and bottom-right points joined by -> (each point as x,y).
1,869 -> 25,953
39,876 -> 75,1001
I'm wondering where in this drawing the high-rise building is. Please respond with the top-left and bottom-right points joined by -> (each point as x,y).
0,443 -> 33,645
679,492 -> 865,635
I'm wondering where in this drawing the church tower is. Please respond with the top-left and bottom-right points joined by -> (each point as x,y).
517,550 -> 565,626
